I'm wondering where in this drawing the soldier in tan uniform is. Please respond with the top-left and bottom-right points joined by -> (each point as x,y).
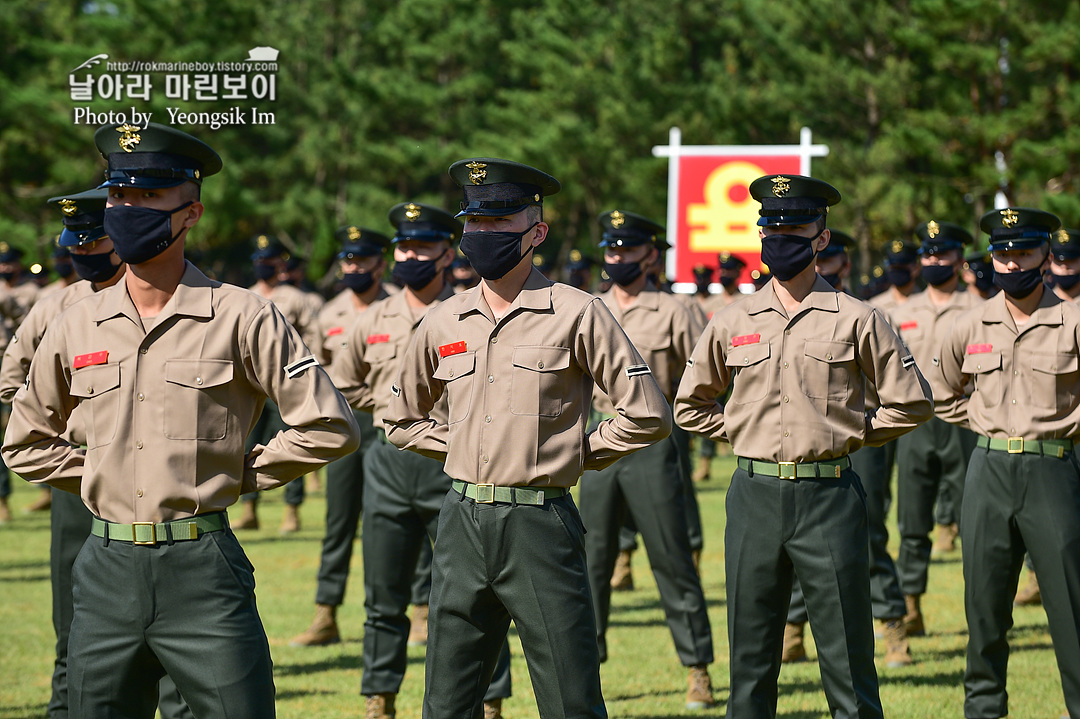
962,251 -> 996,301
936,207 -> 1080,719
1,122 -> 359,719
675,175 -> 933,719
869,239 -> 921,312
579,209 -> 715,708
384,158 -> 671,719
700,251 -> 746,318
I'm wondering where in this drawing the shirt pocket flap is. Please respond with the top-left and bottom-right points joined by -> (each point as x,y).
726,342 -> 771,368
634,336 -> 671,353
70,363 -> 121,399
365,341 -> 398,363
804,339 -> 855,363
164,359 -> 234,389
1031,352 -> 1079,375
961,351 -> 1002,374
434,352 -> 475,381
512,346 -> 571,373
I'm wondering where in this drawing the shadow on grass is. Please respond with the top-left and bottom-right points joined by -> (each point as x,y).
276,688 -> 337,700
0,559 -> 48,570
0,572 -> 48,583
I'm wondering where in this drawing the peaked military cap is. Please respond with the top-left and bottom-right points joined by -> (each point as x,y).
980,207 -> 1060,252
0,242 -> 24,264
916,220 -> 972,254
963,251 -> 994,290
567,249 -> 595,273
693,264 -> 714,281
883,239 -> 919,265
95,122 -> 222,189
48,187 -> 109,248
335,226 -> 391,259
749,175 -> 841,227
718,252 -> 746,271
389,202 -> 462,243
819,229 -> 854,259
449,158 -> 560,217
1050,228 -> 1080,260
250,234 -> 287,262
598,210 -> 664,248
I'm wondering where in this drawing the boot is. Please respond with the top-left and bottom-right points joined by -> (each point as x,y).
408,604 -> 429,646
0,496 -> 10,524
288,603 -> 340,646
903,594 -> 925,637
781,622 -> 807,663
364,693 -> 396,719
691,455 -> 711,483
279,504 -> 300,534
685,664 -> 716,709
691,549 -> 702,577
305,471 -> 322,493
879,618 -> 913,667
610,549 -> 634,591
931,522 -> 959,556
483,698 -> 502,719
1014,571 -> 1042,607
232,501 -> 259,530
24,487 -> 52,512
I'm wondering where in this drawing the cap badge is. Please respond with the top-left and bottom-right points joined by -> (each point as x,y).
404,203 -> 422,222
257,235 -> 270,249
926,221 -> 939,238
115,124 -> 142,153
347,226 -> 361,241
1000,209 -> 1019,228
194,169 -> 200,180
771,176 -> 791,197
720,251 -> 731,261
610,210 -> 625,229
1058,229 -> 1070,244
465,161 -> 487,185
891,240 -> 904,253
570,249 -> 582,261
59,199 -> 78,217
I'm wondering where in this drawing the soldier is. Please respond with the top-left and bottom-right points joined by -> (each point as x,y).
384,158 -> 671,719
891,221 -> 981,638
579,209 -> 715,708
565,248 -> 595,292
936,207 -> 1080,719
331,202 -> 511,719
1,122 -> 359,719
870,238 -> 921,312
42,246 -> 78,297
1048,228 -> 1080,304
701,252 -> 746,317
962,251 -> 996,301
449,251 -> 480,291
675,174 -> 933,719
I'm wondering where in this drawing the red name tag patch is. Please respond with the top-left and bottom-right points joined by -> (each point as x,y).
367,334 -> 390,344
966,343 -> 992,355
900,321 -> 918,330
327,326 -> 344,337
439,341 -> 467,357
732,334 -> 761,347
73,351 -> 108,369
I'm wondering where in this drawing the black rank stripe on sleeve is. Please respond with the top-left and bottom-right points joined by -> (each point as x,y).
625,364 -> 652,378
285,355 -> 319,379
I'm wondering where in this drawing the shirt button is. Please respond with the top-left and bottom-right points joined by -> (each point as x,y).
826,353 -> 833,360
448,370 -> 455,377
136,489 -> 143,497
137,393 -> 144,401
136,441 -> 143,449
783,362 -> 789,369
140,348 -> 147,355
1012,399 -> 1016,404
538,361 -> 545,369
1014,370 -> 1018,375
784,430 -> 789,437
491,337 -> 498,344
196,377 -> 203,385
482,455 -> 489,463
488,375 -> 494,383
784,329 -> 791,336
485,415 -> 492,423
86,386 -> 93,394
977,364 -> 981,370
743,357 -> 749,364
783,395 -> 789,403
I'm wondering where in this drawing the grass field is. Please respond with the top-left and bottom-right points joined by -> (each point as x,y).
0,454 -> 1068,718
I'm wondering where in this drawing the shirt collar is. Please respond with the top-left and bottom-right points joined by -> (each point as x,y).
454,267 -> 554,319
95,261 -> 214,325
983,286 -> 1063,329
745,274 -> 839,316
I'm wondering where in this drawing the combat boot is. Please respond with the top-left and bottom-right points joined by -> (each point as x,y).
288,603 -> 340,646
685,665 -> 716,709
781,622 -> 807,663
483,698 -> 502,719
692,455 -> 711,483
365,693 -> 395,719
279,504 -> 300,534
903,594 -> 925,636
232,501 -> 259,530
691,549 -> 702,577
610,549 -> 634,591
1014,570 -> 1041,607
879,618 -> 912,667
408,604 -> 428,646
24,487 -> 52,512
931,522 -> 958,556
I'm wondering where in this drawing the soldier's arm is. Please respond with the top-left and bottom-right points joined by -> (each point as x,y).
0,299 -> 49,403
858,307 -> 933,445
933,319 -> 972,427
383,318 -> 448,461
329,315 -> 375,412
673,319 -> 730,442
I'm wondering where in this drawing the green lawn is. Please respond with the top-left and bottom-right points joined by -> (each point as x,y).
0,455 -> 1068,718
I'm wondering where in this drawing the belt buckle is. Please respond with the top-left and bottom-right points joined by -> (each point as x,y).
475,483 -> 495,504
1007,437 -> 1024,454
131,521 -> 157,545
778,461 -> 796,480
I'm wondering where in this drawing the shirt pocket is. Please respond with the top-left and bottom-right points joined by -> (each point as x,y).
725,342 -> 772,405
961,351 -> 1003,408
1029,351 -> 1079,412
802,339 -> 855,400
511,346 -> 571,417
434,351 -> 476,424
164,359 -> 234,440
365,341 -> 398,366
69,364 -> 122,449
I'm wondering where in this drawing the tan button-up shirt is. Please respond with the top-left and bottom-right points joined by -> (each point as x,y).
384,268 -> 672,488
2,262 -> 360,523
316,287 -> 391,365
332,285 -> 455,428
936,288 -> 1080,439
250,282 -> 323,360
674,276 -> 933,461
700,290 -> 745,320
594,284 -> 703,410
890,289 -> 981,403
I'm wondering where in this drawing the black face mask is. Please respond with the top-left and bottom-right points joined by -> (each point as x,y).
459,224 -> 538,281
719,275 -> 738,289
71,251 -> 122,284
252,264 -> 276,281
603,261 -> 644,287
0,271 -> 16,283
921,264 -> 955,287
885,267 -> 913,287
994,267 -> 1044,299
819,272 -> 842,289
695,280 -> 712,294
55,261 -> 75,279
342,271 -> 374,294
760,229 -> 822,281
1055,273 -> 1080,291
103,202 -> 192,265
392,257 -> 441,290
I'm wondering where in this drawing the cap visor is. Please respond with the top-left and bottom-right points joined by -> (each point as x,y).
58,227 -> 107,248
